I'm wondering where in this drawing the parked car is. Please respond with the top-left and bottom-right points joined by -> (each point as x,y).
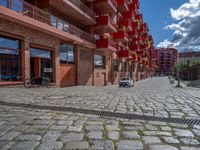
119,77 -> 134,87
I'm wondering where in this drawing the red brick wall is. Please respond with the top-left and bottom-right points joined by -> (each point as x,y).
94,69 -> 106,86
0,19 -> 60,86
77,46 -> 93,86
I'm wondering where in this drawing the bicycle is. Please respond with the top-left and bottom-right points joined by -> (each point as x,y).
24,76 -> 51,88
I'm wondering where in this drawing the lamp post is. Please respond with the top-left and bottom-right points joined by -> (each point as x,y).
176,65 -> 181,87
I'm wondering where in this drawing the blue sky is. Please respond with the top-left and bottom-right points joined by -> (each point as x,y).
140,0 -> 187,46
140,0 -> 200,51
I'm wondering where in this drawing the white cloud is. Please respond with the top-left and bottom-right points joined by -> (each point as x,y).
170,0 -> 200,20
157,0 -> 200,51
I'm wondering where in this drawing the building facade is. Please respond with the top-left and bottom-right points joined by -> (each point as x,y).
179,64 -> 200,81
179,51 -> 200,64
0,0 -> 157,87
156,48 -> 178,76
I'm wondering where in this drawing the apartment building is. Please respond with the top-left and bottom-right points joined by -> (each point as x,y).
179,51 -> 200,64
0,0 -> 157,87
156,48 -> 178,75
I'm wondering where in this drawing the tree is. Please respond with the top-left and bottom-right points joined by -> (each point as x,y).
172,62 -> 187,78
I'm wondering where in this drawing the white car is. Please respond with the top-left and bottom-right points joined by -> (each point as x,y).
119,77 -> 134,87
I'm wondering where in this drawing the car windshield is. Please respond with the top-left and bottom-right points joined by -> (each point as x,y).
121,78 -> 130,81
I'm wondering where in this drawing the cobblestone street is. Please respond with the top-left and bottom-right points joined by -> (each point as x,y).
0,77 -> 200,150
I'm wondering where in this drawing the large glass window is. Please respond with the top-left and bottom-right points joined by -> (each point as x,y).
0,36 -> 21,81
0,0 -> 23,12
11,0 -> 23,12
59,44 -> 74,64
94,54 -> 105,68
0,0 -> 8,8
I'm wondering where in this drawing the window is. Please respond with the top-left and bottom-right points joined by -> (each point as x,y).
0,0 -> 8,8
59,44 -> 74,64
94,54 -> 105,68
12,0 -> 23,12
30,48 -> 52,58
0,36 -> 21,81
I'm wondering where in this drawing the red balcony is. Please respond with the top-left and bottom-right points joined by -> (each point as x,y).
131,53 -> 138,62
50,0 -> 96,25
122,11 -> 135,21
118,50 -> 129,58
94,0 -> 117,14
139,23 -> 149,33
127,53 -> 138,61
129,44 -> 139,51
116,0 -> 129,13
128,30 -> 138,38
129,0 -> 140,10
132,22 -> 139,29
96,38 -> 117,53
113,30 -> 129,42
135,14 -> 143,21
139,44 -> 147,50
119,20 -> 132,31
94,15 -> 117,34
137,50 -> 145,56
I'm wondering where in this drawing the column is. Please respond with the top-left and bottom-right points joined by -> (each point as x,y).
53,43 -> 60,87
21,39 -> 30,81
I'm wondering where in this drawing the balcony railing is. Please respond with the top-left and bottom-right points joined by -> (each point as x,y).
0,0 -> 95,43
95,0 -> 118,8
96,38 -> 117,50
108,39 -> 117,49
67,0 -> 96,19
96,15 -> 116,27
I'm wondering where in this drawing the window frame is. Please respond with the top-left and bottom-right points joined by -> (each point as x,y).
0,35 -> 22,81
94,54 -> 105,68
59,43 -> 75,64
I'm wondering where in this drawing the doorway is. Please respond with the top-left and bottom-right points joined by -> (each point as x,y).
30,48 -> 53,82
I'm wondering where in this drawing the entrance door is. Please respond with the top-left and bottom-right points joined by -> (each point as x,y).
30,48 -> 53,82
30,57 -> 40,78
41,58 -> 53,81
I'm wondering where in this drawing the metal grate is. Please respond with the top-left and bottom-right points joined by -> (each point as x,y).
0,101 -> 200,125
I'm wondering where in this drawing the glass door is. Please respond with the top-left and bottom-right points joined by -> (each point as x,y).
30,48 -> 53,82
41,58 -> 53,82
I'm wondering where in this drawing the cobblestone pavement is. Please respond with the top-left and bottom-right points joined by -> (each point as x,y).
0,105 -> 200,150
0,77 -> 200,150
0,77 -> 200,119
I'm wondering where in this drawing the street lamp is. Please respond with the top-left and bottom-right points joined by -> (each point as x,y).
176,65 -> 181,87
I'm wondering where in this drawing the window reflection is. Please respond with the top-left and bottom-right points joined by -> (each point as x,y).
0,36 -> 20,49
30,48 -> 52,58
11,0 -> 23,12
0,36 -> 21,82
59,44 -> 74,64
0,0 -> 7,7
94,54 -> 105,68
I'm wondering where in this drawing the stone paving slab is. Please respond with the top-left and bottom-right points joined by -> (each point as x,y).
0,77 -> 199,149
0,77 -> 199,119
0,105 -> 198,149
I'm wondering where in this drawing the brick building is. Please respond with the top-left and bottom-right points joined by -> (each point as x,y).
179,51 -> 200,64
156,48 -> 178,75
0,0 -> 157,87
179,64 -> 200,81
